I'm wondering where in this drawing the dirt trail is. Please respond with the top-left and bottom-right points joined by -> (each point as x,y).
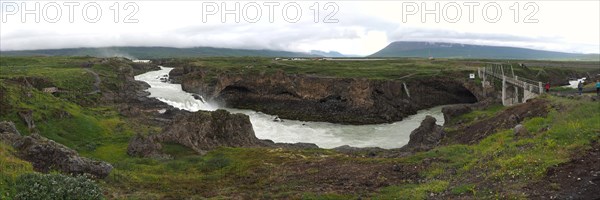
84,68 -> 101,94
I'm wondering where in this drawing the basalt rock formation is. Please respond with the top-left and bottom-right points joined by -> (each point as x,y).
176,69 -> 478,124
0,121 -> 113,178
401,115 -> 445,151
128,109 -> 263,156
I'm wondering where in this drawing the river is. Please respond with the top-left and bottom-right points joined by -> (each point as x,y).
135,66 -> 448,149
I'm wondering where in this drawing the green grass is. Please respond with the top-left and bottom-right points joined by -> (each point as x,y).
451,183 -> 476,195
163,57 -> 599,85
0,143 -> 34,200
448,104 -> 504,126
375,180 -> 449,200
165,57 -> 478,81
383,95 -> 600,198
301,193 -> 355,200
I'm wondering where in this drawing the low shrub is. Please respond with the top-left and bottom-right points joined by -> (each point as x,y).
13,173 -> 103,200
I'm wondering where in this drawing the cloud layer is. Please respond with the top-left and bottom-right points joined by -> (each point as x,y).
1,1 -> 598,55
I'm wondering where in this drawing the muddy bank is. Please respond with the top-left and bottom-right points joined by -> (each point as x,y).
174,68 -> 478,124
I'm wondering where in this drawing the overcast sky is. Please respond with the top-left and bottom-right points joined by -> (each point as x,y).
1,1 -> 599,55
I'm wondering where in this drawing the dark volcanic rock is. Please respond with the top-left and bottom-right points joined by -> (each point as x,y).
332,145 -> 387,157
401,116 -> 445,151
442,99 -> 498,126
0,121 -> 20,135
179,70 -> 479,124
0,121 -> 113,178
159,109 -> 262,153
442,104 -> 472,124
260,140 -> 320,149
127,134 -> 165,158
128,109 -> 263,156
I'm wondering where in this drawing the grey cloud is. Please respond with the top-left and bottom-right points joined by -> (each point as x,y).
389,28 -> 561,43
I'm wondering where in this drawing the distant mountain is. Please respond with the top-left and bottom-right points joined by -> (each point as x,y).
370,41 -> 600,61
310,50 -> 348,57
0,47 -> 318,59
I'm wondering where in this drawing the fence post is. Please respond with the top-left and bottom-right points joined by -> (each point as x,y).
538,82 -> 543,94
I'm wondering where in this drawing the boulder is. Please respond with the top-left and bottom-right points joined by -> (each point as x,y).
127,134 -> 165,158
513,124 -> 530,138
0,121 -> 22,142
128,109 -> 263,157
442,104 -> 472,124
0,121 -> 113,178
402,116 -> 445,151
332,145 -> 386,157
0,121 -> 20,135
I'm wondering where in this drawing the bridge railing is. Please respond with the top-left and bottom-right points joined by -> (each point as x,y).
481,66 -> 543,94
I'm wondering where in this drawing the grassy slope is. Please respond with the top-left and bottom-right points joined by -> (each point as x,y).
0,56 -> 598,199
388,95 -> 600,198
0,56 -> 136,151
163,57 -> 598,84
0,143 -> 35,199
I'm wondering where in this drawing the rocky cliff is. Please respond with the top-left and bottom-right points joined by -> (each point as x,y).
175,69 -> 478,124
0,121 -> 113,178
401,115 -> 445,151
128,109 -> 263,156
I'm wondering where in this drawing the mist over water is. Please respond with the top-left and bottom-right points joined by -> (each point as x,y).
135,67 -> 447,149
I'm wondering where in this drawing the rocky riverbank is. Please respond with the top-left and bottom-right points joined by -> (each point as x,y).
0,121 -> 112,178
172,68 -> 479,124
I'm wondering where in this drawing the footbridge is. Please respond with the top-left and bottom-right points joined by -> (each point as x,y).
478,63 -> 544,106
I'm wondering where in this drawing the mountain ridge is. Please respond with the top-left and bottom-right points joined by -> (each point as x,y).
2,42 -> 598,61
0,46 -> 319,59
369,41 -> 599,61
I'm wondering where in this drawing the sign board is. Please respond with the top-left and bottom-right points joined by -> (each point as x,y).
469,73 -> 475,79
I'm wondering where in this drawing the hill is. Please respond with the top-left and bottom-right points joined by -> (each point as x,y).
0,47 -> 317,59
310,50 -> 350,57
370,41 -> 600,61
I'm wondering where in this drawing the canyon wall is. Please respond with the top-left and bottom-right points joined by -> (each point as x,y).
174,67 -> 479,124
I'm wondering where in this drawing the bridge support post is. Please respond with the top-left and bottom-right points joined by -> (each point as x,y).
482,68 -> 486,88
515,76 -> 519,103
502,75 -> 507,106
514,86 -> 519,104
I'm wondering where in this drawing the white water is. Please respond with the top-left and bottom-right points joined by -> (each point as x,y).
135,67 -> 447,149
564,78 -> 586,89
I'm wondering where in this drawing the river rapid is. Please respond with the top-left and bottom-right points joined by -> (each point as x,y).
135,66 -> 448,149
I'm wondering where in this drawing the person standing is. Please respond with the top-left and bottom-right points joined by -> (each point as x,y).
545,82 -> 550,93
577,80 -> 584,95
596,80 -> 600,96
